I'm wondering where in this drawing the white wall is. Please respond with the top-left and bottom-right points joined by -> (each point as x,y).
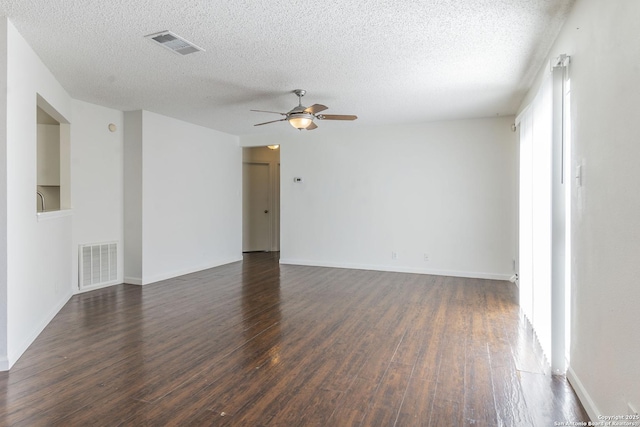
242,117 -> 517,279
124,110 -> 242,285
520,0 -> 640,419
71,100 -> 124,290
0,18 -> 9,367
2,19 -> 73,369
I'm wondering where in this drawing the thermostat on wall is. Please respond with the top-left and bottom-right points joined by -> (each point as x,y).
293,177 -> 303,183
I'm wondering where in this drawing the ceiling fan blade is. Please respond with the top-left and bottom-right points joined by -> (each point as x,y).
305,122 -> 318,130
304,104 -> 328,114
250,109 -> 286,115
316,114 -> 358,121
254,118 -> 287,126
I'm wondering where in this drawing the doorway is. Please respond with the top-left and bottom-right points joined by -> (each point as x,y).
242,146 -> 280,252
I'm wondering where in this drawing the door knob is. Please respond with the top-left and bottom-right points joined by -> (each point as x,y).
264,210 -> 269,213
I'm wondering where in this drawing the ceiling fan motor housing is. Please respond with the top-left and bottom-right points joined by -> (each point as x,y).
288,112 -> 313,120
288,105 -> 307,114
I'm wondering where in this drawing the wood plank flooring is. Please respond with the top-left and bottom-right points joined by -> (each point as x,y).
0,252 -> 589,426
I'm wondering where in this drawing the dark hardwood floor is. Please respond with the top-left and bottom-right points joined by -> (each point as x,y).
0,252 -> 588,426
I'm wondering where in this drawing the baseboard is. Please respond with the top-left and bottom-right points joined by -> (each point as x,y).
3,290 -> 73,371
124,276 -> 142,285
140,256 -> 243,285
75,280 -> 121,294
278,258 -> 512,281
567,366 -> 599,422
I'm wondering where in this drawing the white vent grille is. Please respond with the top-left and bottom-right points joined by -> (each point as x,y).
79,243 -> 118,289
145,31 -> 204,55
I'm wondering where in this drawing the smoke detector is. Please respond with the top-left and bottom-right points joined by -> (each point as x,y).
145,31 -> 204,55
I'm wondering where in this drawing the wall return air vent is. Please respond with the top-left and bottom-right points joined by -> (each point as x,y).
79,242 -> 118,290
145,31 -> 204,55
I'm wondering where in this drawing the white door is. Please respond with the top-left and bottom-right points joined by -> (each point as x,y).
243,163 -> 271,251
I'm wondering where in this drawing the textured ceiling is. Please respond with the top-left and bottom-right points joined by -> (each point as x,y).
1,0 -> 575,136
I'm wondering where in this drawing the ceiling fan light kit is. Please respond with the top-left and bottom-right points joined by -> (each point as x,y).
251,89 -> 357,131
288,113 -> 314,130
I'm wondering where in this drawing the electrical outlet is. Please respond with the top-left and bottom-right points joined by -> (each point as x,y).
391,251 -> 397,260
423,253 -> 429,262
629,402 -> 638,415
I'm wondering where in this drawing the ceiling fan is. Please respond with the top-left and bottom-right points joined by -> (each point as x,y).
251,89 -> 357,130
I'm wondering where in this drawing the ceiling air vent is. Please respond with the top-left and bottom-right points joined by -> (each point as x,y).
145,31 -> 204,55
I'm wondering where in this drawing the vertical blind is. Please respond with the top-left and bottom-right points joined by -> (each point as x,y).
517,57 -> 570,373
517,71 -> 553,363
